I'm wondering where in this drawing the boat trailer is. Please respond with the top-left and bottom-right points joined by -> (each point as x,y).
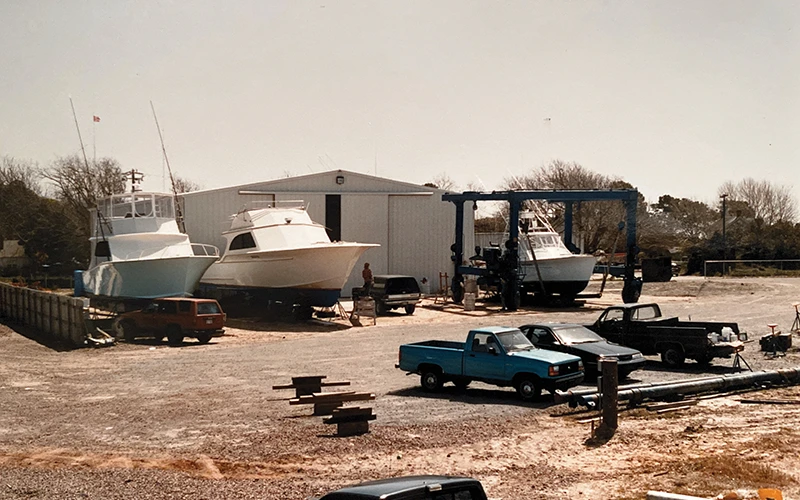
442,189 -> 641,309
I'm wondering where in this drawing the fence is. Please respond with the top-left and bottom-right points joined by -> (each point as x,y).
704,259 -> 800,277
0,282 -> 90,346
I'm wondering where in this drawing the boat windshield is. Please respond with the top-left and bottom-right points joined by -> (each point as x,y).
553,326 -> 604,344
495,330 -> 536,352
528,233 -> 562,249
97,193 -> 175,219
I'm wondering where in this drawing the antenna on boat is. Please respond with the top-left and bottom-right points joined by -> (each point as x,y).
69,97 -> 92,170
150,100 -> 186,233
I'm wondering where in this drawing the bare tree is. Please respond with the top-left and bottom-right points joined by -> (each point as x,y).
718,178 -> 797,224
501,160 -> 639,253
426,173 -> 458,191
172,176 -> 201,193
41,155 -> 126,217
1,156 -> 41,194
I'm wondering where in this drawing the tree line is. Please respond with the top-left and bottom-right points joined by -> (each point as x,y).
429,160 -> 800,275
0,155 -> 197,280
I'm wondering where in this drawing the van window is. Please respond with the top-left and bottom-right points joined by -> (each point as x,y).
197,302 -> 221,314
385,277 -> 420,294
157,302 -> 177,314
178,301 -> 191,313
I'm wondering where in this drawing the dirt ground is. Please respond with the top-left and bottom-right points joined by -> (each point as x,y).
1,276 -> 799,500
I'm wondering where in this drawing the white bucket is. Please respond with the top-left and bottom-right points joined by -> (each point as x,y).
464,292 -> 476,311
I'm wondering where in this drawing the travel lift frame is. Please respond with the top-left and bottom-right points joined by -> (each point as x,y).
442,189 -> 642,310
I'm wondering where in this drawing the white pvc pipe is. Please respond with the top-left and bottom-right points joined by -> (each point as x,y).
647,492 -> 709,500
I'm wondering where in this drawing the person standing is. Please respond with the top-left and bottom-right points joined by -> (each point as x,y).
362,262 -> 374,295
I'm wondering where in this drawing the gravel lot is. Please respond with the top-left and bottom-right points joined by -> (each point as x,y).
1,277 -> 799,499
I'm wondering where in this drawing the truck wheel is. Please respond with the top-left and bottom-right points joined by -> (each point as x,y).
114,320 -> 136,343
166,325 -> 184,346
420,370 -> 443,392
404,304 -> 416,315
196,332 -> 212,344
516,378 -> 542,401
661,347 -> 685,367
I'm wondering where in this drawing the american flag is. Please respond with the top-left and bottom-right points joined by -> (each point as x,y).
93,115 -> 100,122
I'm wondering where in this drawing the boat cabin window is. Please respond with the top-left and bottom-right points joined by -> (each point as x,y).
94,241 -> 111,257
229,232 -> 256,251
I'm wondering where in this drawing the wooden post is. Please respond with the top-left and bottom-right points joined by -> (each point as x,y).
596,358 -> 618,439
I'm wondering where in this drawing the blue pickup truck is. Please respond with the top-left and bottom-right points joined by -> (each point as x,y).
397,326 -> 584,400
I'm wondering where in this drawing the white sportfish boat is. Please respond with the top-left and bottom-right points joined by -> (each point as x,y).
517,211 -> 597,298
82,192 -> 219,299
199,202 -> 378,307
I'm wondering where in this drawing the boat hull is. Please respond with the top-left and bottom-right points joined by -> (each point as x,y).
520,254 -> 597,297
199,243 -> 374,307
83,255 -> 218,299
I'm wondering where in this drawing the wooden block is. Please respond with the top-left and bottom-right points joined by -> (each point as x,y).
336,420 -> 370,436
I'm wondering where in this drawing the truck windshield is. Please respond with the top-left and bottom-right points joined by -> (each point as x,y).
496,330 -> 535,352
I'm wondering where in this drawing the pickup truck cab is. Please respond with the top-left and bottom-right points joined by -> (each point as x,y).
588,303 -> 745,367
319,475 -> 487,500
397,326 -> 584,400
113,297 -> 226,346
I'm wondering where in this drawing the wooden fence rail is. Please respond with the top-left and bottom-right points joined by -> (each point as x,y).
0,283 -> 90,346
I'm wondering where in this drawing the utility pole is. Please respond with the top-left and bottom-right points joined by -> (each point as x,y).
720,193 -> 728,276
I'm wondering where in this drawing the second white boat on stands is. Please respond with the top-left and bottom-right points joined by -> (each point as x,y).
199,201 -> 378,308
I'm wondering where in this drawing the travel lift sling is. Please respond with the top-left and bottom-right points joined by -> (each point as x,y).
442,189 -> 642,310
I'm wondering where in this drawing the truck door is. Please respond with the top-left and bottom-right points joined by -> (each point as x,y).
597,308 -> 625,343
156,300 -> 178,330
138,302 -> 159,331
463,332 -> 507,381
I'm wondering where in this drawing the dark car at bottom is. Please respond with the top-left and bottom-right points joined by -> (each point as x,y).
318,475 -> 488,500
519,323 -> 646,379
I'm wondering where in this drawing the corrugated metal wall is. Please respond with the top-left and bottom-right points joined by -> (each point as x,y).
181,170 -> 473,298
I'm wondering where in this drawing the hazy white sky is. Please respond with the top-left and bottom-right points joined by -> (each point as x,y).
1,1 -> 797,205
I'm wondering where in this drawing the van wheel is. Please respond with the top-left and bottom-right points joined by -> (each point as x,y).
196,332 -> 212,344
420,369 -> 443,392
516,377 -> 542,401
404,304 -> 416,315
166,325 -> 184,346
661,347 -> 685,367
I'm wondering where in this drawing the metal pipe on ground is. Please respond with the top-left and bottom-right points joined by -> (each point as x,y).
557,375 -> 725,403
561,368 -> 800,408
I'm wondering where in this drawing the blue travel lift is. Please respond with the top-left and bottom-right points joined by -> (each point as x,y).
442,189 -> 642,310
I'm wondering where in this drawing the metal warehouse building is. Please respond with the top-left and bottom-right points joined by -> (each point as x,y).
180,170 -> 474,298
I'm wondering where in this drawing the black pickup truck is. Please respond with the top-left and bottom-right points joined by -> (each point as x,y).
319,475 -> 487,499
587,303 -> 745,367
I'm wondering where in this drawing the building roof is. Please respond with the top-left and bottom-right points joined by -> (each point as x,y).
181,169 -> 444,197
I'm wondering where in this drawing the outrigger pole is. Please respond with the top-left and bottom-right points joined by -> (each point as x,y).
150,100 -> 186,233
69,97 -> 92,170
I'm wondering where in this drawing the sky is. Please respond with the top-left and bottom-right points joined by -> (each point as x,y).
1,1 -> 798,206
